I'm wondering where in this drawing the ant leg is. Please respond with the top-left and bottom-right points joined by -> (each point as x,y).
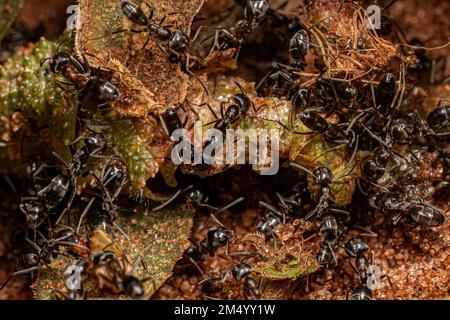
380,274 -> 396,299
392,211 -> 403,225
194,102 -> 218,120
83,52 -> 112,70
92,28 -> 146,41
152,185 -> 193,211
141,0 -> 153,16
249,115 -> 316,135
303,207 -> 318,220
208,213 -> 226,228
437,98 -> 450,107
345,135 -> 359,168
31,162 -> 50,180
219,101 -> 227,119
189,257 -> 206,275
217,196 -> 245,213
191,25 -> 219,45
361,124 -> 390,148
334,161 -> 359,183
13,266 -> 41,278
51,151 -> 70,167
184,56 -> 210,96
110,28 -> 147,36
77,197 -> 95,234
0,266 -> 41,290
56,79 -> 76,87
354,225 -> 378,238
328,242 -> 338,266
158,114 -> 170,136
329,208 -> 350,216
113,222 -> 131,241
141,32 -> 154,51
258,201 -> 284,219
68,54 -> 87,74
39,57 -> 51,67
159,11 -> 183,26
55,241 -> 90,252
55,180 -> 77,226
289,162 -> 317,178
311,145 -> 345,162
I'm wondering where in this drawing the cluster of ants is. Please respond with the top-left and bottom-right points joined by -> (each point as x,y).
2,0 -> 449,300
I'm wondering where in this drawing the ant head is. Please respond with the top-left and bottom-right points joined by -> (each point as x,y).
379,73 -> 396,87
232,263 -> 252,281
207,227 -> 230,248
164,107 -> 178,116
362,159 -> 385,180
84,133 -> 107,155
389,117 -> 414,145
345,237 -> 369,258
169,30 -> 189,54
24,253 -> 40,267
338,83 -> 357,100
187,189 -> 204,205
168,53 -> 180,64
123,276 -> 145,299
50,52 -> 71,74
313,166 -> 333,184
373,147 -> 389,166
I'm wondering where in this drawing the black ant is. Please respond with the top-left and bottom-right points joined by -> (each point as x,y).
344,237 -> 394,300
193,0 -> 272,62
0,231 -> 89,291
110,1 -> 192,65
106,1 -> 213,93
388,115 -> 416,145
203,81 -> 256,133
182,201 -> 246,274
345,237 -> 372,300
289,163 -> 352,220
77,161 -> 128,235
40,38 -> 120,107
360,146 -> 391,181
255,62 -> 298,97
46,132 -> 109,225
184,225 -> 233,274
257,188 -> 304,237
400,203 -> 445,227
289,29 -> 309,69
316,214 -> 346,266
238,0 -> 271,31
88,251 -> 146,299
158,102 -> 200,137
256,211 -> 282,238
19,198 -> 46,230
152,186 -> 243,212
370,192 -> 446,227
199,262 -> 261,299
96,161 -> 128,197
